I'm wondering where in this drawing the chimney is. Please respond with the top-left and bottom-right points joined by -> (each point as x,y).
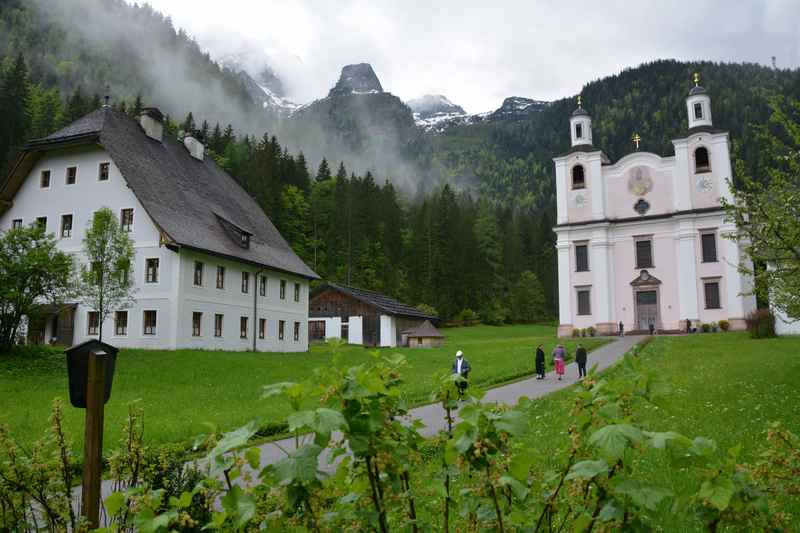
139,107 -> 164,142
183,134 -> 205,161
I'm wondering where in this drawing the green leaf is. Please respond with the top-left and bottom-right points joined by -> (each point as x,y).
699,477 -> 736,511
498,475 -> 529,500
495,409 -> 527,436
566,459 -> 610,480
573,512 -> 593,532
287,410 -> 315,433
452,423 -> 478,453
104,491 -> 125,516
221,485 -> 256,529
207,421 -> 258,463
598,501 -> 622,522
314,408 -> 347,435
509,449 -> 536,481
688,437 -> 717,457
613,479 -> 672,510
262,382 -> 296,399
588,424 -> 642,461
597,402 -> 623,421
644,431 -> 691,450
457,404 -> 481,426
245,447 -> 261,470
274,443 -> 322,485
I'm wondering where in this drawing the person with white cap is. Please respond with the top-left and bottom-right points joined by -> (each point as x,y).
451,350 -> 471,399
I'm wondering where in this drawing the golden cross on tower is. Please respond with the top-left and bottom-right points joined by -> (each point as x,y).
577,95 -> 582,107
632,132 -> 642,150
693,72 -> 700,87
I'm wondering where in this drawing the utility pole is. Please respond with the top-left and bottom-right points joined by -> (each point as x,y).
81,350 -> 108,528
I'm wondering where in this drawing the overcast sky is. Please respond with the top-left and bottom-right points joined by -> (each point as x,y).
129,0 -> 800,113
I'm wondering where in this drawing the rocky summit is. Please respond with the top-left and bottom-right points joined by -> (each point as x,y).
489,96 -> 550,120
407,94 -> 466,119
328,63 -> 384,97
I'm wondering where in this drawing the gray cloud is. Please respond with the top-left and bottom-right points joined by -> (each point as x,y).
128,0 -> 799,113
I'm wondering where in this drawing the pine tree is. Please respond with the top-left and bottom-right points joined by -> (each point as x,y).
335,161 -> 348,180
65,86 -> 88,122
316,157 -> 332,182
130,93 -> 144,117
181,112 -> 196,134
0,53 -> 31,173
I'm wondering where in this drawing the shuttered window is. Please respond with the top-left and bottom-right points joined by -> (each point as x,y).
575,244 -> 589,272
635,239 -> 653,269
701,233 -> 717,263
704,281 -> 721,309
577,289 -> 591,316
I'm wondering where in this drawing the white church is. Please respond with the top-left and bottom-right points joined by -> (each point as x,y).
554,76 -> 756,337
0,106 -> 318,351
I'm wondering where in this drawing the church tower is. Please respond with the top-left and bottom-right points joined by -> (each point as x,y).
570,96 -> 593,146
686,73 -> 713,129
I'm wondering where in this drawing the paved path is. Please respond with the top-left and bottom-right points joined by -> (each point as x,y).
89,335 -> 643,506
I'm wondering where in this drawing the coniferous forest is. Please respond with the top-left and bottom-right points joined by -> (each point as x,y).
2,0 -> 799,322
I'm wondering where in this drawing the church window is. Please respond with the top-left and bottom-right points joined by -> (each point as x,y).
571,165 -> 585,190
694,102 -> 703,120
694,147 -> 710,173
704,280 -> 721,309
635,238 -> 653,269
575,244 -> 589,272
192,312 -> 202,337
575,123 -> 583,139
576,288 -> 591,316
701,232 -> 717,263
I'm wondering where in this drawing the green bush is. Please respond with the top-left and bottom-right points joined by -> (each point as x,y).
701,323 -> 711,333
586,326 -> 596,337
571,328 -> 579,338
719,319 -> 730,332
415,303 -> 439,318
454,308 -> 479,327
746,309 -> 776,339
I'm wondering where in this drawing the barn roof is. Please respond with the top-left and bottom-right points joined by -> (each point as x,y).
403,320 -> 444,338
319,283 -> 438,320
0,107 -> 318,280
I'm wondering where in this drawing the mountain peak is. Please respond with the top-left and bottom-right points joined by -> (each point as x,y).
329,63 -> 384,97
407,94 -> 466,117
489,96 -> 550,120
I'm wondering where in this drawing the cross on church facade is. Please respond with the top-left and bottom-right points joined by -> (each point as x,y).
632,132 -> 641,150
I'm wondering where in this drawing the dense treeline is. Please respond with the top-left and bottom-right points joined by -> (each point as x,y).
0,54 -> 553,323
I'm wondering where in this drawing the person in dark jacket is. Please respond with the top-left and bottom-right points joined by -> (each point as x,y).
452,350 -> 471,399
575,343 -> 588,379
618,321 -> 624,337
535,344 -> 545,380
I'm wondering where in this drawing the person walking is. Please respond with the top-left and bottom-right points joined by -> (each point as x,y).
648,319 -> 655,336
535,344 -> 546,380
618,321 -> 624,337
576,343 -> 588,379
452,350 -> 471,400
552,344 -> 566,381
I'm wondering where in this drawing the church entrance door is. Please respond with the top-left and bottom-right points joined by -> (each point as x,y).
635,290 -> 658,330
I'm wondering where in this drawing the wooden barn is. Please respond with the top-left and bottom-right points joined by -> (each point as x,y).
308,283 -> 438,347
403,320 -> 444,348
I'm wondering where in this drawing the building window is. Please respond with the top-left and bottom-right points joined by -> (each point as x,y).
240,232 -> 250,249
40,170 -> 51,188
216,266 -> 225,289
259,318 -> 266,339
115,311 -> 128,336
192,312 -> 202,337
60,214 -> 73,238
293,321 -> 300,342
701,232 -> 717,263
575,123 -> 583,139
241,272 -> 250,293
65,166 -> 77,185
279,320 -> 285,340
143,310 -> 157,335
145,258 -> 159,283
695,147 -> 710,173
694,102 -> 703,120
194,261 -> 203,286
119,264 -> 129,285
98,162 -> 110,181
571,165 -> 585,190
87,311 -> 99,335
260,275 -> 267,296
294,283 -> 301,302
577,288 -> 591,316
704,280 -> 721,309
575,244 -> 589,272
36,217 -> 47,231
240,316 -> 248,339
214,314 -> 223,337
120,208 -> 134,232
280,280 -> 287,300
12,219 -> 22,229
635,239 -> 653,269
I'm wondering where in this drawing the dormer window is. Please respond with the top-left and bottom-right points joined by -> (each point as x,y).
215,213 -> 252,249
575,123 -> 583,139
694,147 -> 711,173
694,102 -> 703,120
240,232 -> 250,248
571,165 -> 586,190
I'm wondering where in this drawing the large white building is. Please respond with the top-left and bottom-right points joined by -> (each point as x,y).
553,78 -> 756,337
0,107 -> 318,351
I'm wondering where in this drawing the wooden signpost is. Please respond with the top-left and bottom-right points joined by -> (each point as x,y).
81,350 -> 108,528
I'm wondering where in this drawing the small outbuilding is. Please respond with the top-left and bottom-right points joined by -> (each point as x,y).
402,320 -> 444,348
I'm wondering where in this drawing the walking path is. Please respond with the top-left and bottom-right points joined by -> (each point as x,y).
91,335 -> 644,503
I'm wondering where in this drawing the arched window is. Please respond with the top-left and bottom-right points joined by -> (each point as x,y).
694,147 -> 711,173
572,165 -> 586,189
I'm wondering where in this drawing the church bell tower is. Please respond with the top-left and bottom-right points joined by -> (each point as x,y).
686,73 -> 713,129
570,96 -> 593,147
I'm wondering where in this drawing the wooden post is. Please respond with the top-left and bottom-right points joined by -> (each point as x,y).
81,350 -> 107,529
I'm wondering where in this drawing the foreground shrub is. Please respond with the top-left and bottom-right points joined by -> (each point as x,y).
746,309 -> 776,339
719,319 -> 730,332
701,323 -> 711,333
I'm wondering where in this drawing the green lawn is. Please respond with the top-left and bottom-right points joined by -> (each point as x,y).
0,324 -> 606,453
419,332 -> 800,529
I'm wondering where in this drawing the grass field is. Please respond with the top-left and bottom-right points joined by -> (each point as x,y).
414,332 -> 800,529
0,324 -> 606,452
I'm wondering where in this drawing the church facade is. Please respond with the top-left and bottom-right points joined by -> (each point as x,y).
553,78 -> 756,337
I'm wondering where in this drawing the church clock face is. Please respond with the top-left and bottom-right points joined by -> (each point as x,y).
696,176 -> 713,193
627,166 -> 653,197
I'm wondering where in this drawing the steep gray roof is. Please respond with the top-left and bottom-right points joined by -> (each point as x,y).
320,283 -> 437,320
403,320 -> 444,338
10,108 -> 318,279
